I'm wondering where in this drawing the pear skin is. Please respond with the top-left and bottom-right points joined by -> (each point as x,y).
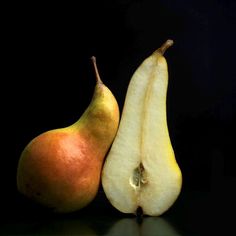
17,57 -> 120,213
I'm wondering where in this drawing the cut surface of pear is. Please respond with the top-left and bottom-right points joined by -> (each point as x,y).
102,40 -> 182,216
17,57 -> 119,213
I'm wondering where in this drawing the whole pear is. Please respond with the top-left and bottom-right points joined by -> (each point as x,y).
17,57 -> 120,213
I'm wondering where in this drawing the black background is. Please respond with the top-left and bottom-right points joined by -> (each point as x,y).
2,0 -> 235,235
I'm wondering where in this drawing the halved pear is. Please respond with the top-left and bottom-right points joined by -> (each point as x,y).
102,40 -> 182,216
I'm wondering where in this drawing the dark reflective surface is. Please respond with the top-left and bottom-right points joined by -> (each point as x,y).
2,217 -> 183,236
1,190 -> 216,235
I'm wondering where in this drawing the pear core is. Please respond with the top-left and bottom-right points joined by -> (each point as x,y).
130,163 -> 147,190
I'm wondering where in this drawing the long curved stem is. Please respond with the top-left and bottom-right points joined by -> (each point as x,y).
91,56 -> 103,84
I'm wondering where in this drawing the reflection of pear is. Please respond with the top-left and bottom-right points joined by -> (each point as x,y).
17,57 -> 120,213
0,218 -> 97,236
102,40 -> 182,216
30,218 -> 97,236
105,217 -> 182,236
104,218 -> 139,236
141,217 -> 182,236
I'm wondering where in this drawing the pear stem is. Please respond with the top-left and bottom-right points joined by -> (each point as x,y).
91,56 -> 103,84
156,39 -> 174,55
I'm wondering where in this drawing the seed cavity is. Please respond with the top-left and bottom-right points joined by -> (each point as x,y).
130,163 -> 147,190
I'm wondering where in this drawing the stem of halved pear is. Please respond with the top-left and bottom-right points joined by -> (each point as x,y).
91,56 -> 103,84
156,39 -> 174,55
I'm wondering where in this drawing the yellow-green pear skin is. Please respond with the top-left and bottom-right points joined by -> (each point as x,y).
17,57 -> 120,213
102,40 -> 182,216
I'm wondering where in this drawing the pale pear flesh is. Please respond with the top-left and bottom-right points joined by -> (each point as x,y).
102,40 -> 182,216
